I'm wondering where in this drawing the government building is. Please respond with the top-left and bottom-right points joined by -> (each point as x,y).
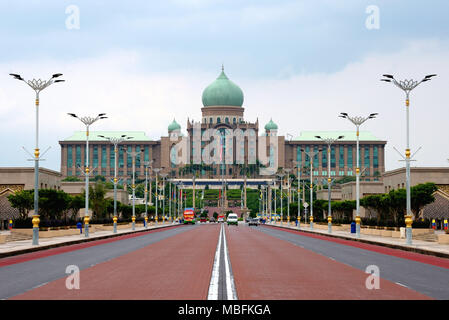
59,67 -> 387,185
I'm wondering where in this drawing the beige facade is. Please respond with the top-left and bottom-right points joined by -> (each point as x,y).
383,167 -> 449,193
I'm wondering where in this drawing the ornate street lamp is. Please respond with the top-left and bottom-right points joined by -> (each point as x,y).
301,148 -> 321,230
315,135 -> 344,233
98,134 -> 133,233
381,73 -> 436,244
10,73 -> 64,245
339,112 -> 377,238
68,113 -> 107,237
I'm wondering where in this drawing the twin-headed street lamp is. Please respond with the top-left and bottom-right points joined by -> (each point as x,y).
381,73 -> 436,245
68,113 -> 107,237
10,73 -> 65,245
98,134 -> 133,233
284,168 -> 293,224
143,160 -> 154,228
339,112 -> 377,238
300,147 -> 321,230
160,173 -> 168,223
153,168 -> 162,223
292,160 -> 302,228
315,135 -> 344,234
126,149 -> 143,230
276,173 -> 285,224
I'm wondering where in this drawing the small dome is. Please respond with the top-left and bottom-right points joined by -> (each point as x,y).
168,118 -> 181,131
265,118 -> 278,131
202,67 -> 244,107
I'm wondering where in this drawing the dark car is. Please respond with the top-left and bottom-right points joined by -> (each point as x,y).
209,217 -> 216,223
248,218 -> 260,226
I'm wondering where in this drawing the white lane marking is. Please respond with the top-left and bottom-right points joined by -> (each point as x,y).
395,282 -> 408,288
222,225 -> 237,300
207,223 -> 223,300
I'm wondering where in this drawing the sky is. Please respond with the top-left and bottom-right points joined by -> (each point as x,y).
0,0 -> 448,172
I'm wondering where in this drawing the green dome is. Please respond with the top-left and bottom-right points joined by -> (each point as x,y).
265,118 -> 278,131
202,68 -> 244,107
168,118 -> 181,131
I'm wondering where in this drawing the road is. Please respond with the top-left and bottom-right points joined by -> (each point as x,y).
1,222 -> 448,300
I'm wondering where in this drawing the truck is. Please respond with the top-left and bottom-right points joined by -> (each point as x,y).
183,208 -> 196,224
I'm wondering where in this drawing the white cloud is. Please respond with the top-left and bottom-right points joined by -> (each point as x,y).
1,39 -> 448,173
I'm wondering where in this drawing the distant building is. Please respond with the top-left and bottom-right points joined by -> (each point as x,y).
59,68 -> 387,184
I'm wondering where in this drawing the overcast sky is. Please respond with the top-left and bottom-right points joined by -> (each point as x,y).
1,0 -> 448,172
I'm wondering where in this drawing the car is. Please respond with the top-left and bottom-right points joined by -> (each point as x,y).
200,217 -> 207,223
209,217 -> 216,223
227,213 -> 238,226
248,218 -> 260,226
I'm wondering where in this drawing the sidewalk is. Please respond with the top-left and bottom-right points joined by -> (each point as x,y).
265,222 -> 449,259
0,222 -> 179,258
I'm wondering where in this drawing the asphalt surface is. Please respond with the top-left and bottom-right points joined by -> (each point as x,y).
1,222 -> 447,300
259,225 -> 449,299
0,225 -> 193,299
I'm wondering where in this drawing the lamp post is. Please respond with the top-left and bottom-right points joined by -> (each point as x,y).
301,148 -> 321,230
276,173 -> 285,224
143,160 -> 154,228
126,149 -> 143,231
68,113 -> 107,237
284,168 -> 292,224
315,135 -> 344,233
10,73 -> 65,245
339,112 -> 377,238
292,160 -> 301,228
153,168 -> 162,224
160,173 -> 168,223
98,134 -> 133,233
381,73 -> 436,245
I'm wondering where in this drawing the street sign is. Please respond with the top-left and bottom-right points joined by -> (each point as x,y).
303,202 -> 309,208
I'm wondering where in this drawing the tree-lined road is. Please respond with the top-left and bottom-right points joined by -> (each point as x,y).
1,223 -> 448,300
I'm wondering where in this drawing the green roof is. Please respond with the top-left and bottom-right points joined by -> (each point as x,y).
294,131 -> 381,141
202,68 -> 244,107
264,118 -> 278,130
63,131 -> 152,142
168,118 -> 181,131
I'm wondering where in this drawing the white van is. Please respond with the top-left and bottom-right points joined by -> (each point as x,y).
227,213 -> 239,226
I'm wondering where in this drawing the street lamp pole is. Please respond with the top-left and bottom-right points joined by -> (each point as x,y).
68,113 -> 107,237
276,173 -> 285,224
315,135 -> 344,234
381,73 -> 436,245
126,149 -> 142,231
98,134 -> 133,233
339,112 -> 377,238
153,168 -> 162,224
284,168 -> 292,224
10,73 -> 65,245
301,148 -> 321,230
160,173 -> 168,223
292,160 -> 301,228
143,160 -> 154,228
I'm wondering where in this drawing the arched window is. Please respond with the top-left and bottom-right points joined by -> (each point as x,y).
210,117 -> 213,124
233,118 -> 236,124
225,117 -> 229,124
217,117 -> 221,123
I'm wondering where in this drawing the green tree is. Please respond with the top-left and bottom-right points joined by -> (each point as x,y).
68,195 -> 85,220
88,182 -> 108,219
38,189 -> 71,220
7,189 -> 33,219
411,183 -> 438,219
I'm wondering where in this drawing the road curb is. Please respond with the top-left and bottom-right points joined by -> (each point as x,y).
264,224 -> 449,259
0,224 -> 181,259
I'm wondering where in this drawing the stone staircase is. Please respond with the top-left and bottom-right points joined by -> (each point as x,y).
5,232 -> 33,242
413,233 -> 438,242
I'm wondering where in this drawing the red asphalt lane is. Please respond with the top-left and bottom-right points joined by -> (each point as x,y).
0,225 -> 182,268
10,224 -> 220,300
226,225 -> 432,300
264,225 -> 449,269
